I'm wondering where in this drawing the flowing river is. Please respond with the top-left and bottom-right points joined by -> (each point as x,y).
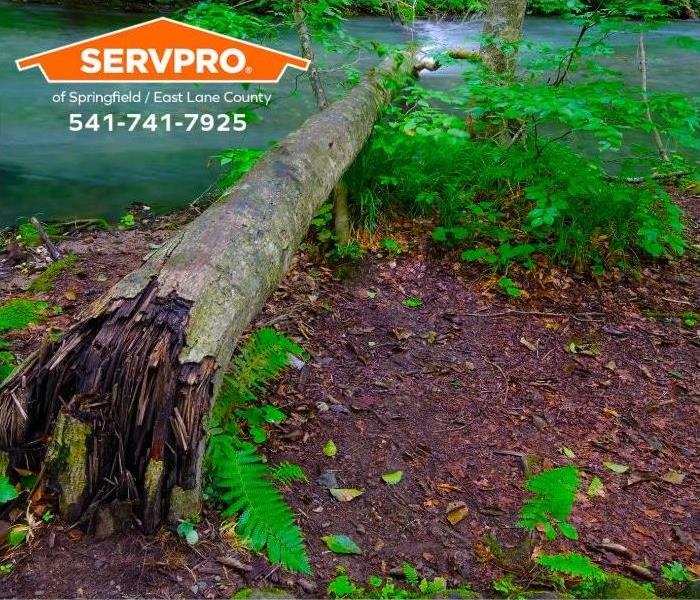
0,1 -> 698,227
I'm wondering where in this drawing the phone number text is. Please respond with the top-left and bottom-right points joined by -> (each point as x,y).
68,113 -> 247,132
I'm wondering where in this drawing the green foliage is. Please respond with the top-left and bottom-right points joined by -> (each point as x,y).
208,440 -> 311,573
0,339 -> 16,383
327,565 -> 474,598
271,462 -> 308,485
179,1 -> 273,39
0,476 -> 18,504
28,254 -> 78,293
402,297 -> 423,309
176,520 -> 199,545
538,552 -> 607,582
207,328 -> 310,574
380,238 -> 404,255
216,148 -> 265,190
16,221 -> 60,247
498,277 -> 521,298
119,213 -> 136,230
0,299 -> 48,333
518,466 -> 580,540
661,562 -> 694,583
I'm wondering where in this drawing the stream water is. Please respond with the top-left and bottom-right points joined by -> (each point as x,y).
0,2 -> 698,227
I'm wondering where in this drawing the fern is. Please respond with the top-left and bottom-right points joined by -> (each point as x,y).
206,327 -> 310,574
210,327 -> 305,429
402,562 -> 419,586
209,439 -> 311,574
538,552 -> 607,582
518,466 -> 580,540
271,462 -> 308,485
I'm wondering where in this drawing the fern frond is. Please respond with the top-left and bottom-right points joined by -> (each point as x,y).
518,466 -> 580,540
209,437 -> 311,574
538,552 -> 607,582
402,562 -> 419,586
271,462 -> 308,485
211,327 -> 306,428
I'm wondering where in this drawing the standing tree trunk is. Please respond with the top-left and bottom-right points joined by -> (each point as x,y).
480,0 -> 528,77
0,52 -> 417,533
292,0 -> 352,245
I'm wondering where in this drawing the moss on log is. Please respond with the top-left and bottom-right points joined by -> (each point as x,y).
0,52 -> 418,532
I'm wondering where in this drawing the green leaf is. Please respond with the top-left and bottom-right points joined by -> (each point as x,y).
323,440 -> 337,458
321,534 -> 362,555
0,476 -> 18,504
587,476 -> 605,498
603,462 -> 629,474
560,446 -> 576,459
402,297 -> 423,309
558,522 -> 579,540
8,525 -> 29,547
381,470 -> 404,485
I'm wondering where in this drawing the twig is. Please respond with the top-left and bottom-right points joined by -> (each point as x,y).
30,217 -> 61,260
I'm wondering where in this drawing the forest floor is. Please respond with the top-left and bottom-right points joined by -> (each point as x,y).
0,193 -> 698,598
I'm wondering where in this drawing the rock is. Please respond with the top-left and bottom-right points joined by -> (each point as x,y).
297,579 -> 318,594
315,402 -> 329,413
316,471 -> 338,489
329,404 -> 350,414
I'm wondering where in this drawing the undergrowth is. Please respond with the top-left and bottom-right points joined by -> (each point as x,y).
206,327 -> 311,574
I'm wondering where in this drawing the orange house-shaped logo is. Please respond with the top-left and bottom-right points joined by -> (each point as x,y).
16,17 -> 310,83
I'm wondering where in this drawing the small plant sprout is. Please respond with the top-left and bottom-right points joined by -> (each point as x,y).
402,296 -> 423,309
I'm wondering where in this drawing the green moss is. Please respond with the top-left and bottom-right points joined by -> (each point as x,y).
28,254 -> 78,293
45,413 -> 91,517
602,575 -> 657,599
169,485 -> 202,523
0,299 -> 48,332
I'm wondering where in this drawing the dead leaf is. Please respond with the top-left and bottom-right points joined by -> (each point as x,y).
662,470 -> 686,485
640,365 -> 654,380
64,290 -> 77,301
392,328 -> 413,341
329,488 -> 363,502
446,501 -> 468,526
464,361 -> 476,371
604,360 -> 617,372
520,337 -> 537,352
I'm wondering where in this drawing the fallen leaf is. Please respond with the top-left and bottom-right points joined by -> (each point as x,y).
329,488 -> 363,502
520,337 -> 537,352
464,361 -> 476,371
604,360 -> 617,372
560,446 -> 576,459
64,290 -> 77,301
321,534 -> 362,555
381,471 -> 403,485
446,501 -> 468,526
392,328 -> 413,341
322,440 -> 337,458
662,470 -> 686,485
604,462 -> 629,474
602,407 -> 619,418
587,476 -> 605,498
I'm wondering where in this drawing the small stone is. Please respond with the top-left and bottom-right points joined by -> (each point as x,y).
315,402 -> 329,413
329,404 -> 349,414
298,579 -> 318,594
94,559 -> 106,570
316,471 -> 338,489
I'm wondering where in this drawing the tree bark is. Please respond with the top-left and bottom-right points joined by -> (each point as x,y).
0,52 -> 416,533
480,0 -> 528,77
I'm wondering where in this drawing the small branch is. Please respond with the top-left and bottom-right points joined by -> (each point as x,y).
638,30 -> 670,162
30,217 -> 61,261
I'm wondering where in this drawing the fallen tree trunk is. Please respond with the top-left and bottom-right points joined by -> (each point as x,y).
0,52 -> 417,532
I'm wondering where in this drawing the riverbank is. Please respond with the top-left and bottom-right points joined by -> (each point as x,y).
1,188 -> 697,597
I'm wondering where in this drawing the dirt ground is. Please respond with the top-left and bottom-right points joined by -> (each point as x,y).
0,194 -> 698,598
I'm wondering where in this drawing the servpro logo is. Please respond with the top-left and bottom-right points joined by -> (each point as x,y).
15,17 -> 310,83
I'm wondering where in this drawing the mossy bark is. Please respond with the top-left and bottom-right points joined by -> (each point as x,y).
480,0 -> 527,77
0,52 -> 417,533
